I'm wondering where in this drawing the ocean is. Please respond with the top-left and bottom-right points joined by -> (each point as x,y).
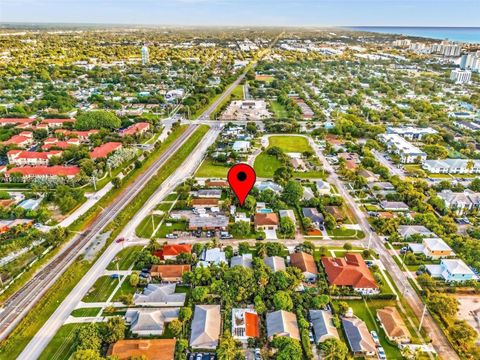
347,27 -> 480,44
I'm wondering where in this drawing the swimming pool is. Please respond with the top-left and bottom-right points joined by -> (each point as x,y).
258,208 -> 273,213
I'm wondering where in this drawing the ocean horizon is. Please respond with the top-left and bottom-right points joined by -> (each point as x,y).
348,26 -> 480,43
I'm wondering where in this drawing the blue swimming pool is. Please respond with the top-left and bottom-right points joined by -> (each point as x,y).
258,208 -> 273,213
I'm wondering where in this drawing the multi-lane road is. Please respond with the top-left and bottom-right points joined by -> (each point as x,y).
0,124 -> 199,342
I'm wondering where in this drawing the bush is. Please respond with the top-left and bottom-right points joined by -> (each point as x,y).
76,110 -> 121,130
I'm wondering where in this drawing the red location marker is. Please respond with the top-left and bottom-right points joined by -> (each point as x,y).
227,163 -> 256,206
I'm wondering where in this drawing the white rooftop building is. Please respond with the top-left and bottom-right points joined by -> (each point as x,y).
379,134 -> 427,163
386,126 -> 437,140
422,159 -> 480,174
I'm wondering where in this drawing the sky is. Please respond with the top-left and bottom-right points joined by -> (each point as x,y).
0,0 -> 479,27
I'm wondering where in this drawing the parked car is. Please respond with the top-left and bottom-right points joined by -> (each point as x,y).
115,238 -> 125,243
206,231 -> 214,238
370,330 -> 380,346
166,233 -> 178,239
254,349 -> 262,360
220,231 -> 233,239
377,347 -> 387,359
110,274 -> 120,279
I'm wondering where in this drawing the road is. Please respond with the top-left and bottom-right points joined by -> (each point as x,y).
0,124 -> 199,342
310,137 -> 459,360
371,149 -> 406,178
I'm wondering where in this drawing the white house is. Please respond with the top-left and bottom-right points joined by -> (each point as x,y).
315,180 -> 331,195
386,126 -> 437,140
426,259 -> 477,282
422,159 -> 480,174
437,189 -> 480,214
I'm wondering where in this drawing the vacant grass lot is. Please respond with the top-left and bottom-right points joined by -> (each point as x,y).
107,246 -> 143,271
196,158 -> 230,178
135,214 -> 164,238
253,152 -> 284,178
156,219 -> 188,238
70,307 -> 101,317
82,276 -> 118,303
268,135 -> 311,153
38,323 -> 89,360
270,101 -> 288,118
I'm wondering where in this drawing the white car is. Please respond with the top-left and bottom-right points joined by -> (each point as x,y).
377,346 -> 387,360
370,330 -> 380,346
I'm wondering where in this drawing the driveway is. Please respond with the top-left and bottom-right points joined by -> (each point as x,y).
265,229 -> 277,240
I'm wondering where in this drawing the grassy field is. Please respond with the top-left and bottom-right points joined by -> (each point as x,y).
38,323 -> 89,360
70,307 -> 101,317
112,276 -> 137,301
156,202 -> 174,212
106,246 -> 143,271
135,214 -> 164,238
253,152 -> 284,178
0,126 -> 209,359
82,276 -> 118,303
327,228 -> 365,240
270,101 -> 288,118
196,158 -> 230,178
268,135 -> 311,152
156,219 -> 188,238
334,299 -> 403,360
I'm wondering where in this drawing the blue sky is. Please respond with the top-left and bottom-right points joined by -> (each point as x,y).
0,0 -> 479,26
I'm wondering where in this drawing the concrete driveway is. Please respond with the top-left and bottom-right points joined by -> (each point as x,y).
265,229 -> 277,240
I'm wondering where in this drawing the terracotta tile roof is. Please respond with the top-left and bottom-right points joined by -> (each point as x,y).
42,138 -> 80,150
120,122 -> 150,136
160,244 -> 192,257
254,212 -> 279,226
206,180 -> 229,187
90,142 -> 122,159
6,166 -> 80,177
107,339 -> 176,360
150,264 -> 191,279
290,252 -> 318,275
321,253 -> 378,289
55,129 -> 99,140
7,150 -> 62,160
42,118 -> 75,124
377,307 -> 409,339
0,118 -> 34,125
192,198 -> 219,206
2,135 -> 31,145
245,311 -> 260,337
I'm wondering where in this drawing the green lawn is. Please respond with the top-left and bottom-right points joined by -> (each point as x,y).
293,170 -> 327,179
334,299 -> 403,360
268,135 -> 311,153
164,193 -> 178,201
82,276 -> 118,303
107,246 -> 143,271
70,307 -> 102,317
196,158 -> 230,178
271,101 -> 288,118
253,152 -> 284,177
38,323 -> 89,360
156,219 -> 188,238
112,276 -> 137,301
135,214 -> 164,238
156,202 -> 174,212
327,228 -> 365,240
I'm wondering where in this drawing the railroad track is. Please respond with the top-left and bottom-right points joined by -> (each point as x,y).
0,124 -> 198,341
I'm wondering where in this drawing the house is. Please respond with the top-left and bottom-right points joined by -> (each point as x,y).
90,142 -> 123,159
156,244 -> 192,260
199,247 -> 227,266
264,256 -> 286,272
437,189 -> 480,214
325,206 -> 345,222
197,189 -> 222,198
367,182 -> 395,191
416,238 -> 453,259
398,225 -> 437,239
422,159 -> 480,174
255,181 -> 283,194
42,137 -> 80,150
380,201 -> 409,211
41,118 -> 75,128
279,209 -> 296,225
120,122 -> 150,137
107,339 -> 176,360
7,150 -> 63,166
150,264 -> 191,282
290,252 -> 318,282
426,259 -> 477,282
188,214 -> 229,230
321,254 -> 379,295
357,168 -> 377,182
232,140 -> 251,152
315,180 -> 331,195
133,283 -> 186,306
254,213 -> 279,231
190,305 -> 221,349
230,253 -> 253,269
302,208 -> 324,229
309,310 -> 339,344
206,180 -> 229,188
377,307 -> 410,344
55,129 -> 99,141
266,310 -> 300,341
3,166 -> 80,180
291,157 -> 306,171
125,308 -> 180,336
192,198 -> 219,208
0,219 -> 34,233
387,126 -> 437,140
342,316 -> 376,357
232,308 -> 260,341
0,118 -> 35,127
379,133 -> 427,163
2,133 -> 34,148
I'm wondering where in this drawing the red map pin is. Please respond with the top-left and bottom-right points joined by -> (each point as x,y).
227,163 -> 256,206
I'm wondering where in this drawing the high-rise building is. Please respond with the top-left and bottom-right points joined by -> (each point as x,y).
450,69 -> 472,84
460,52 -> 480,72
141,45 -> 149,65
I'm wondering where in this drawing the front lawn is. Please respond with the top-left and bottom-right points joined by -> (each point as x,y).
156,219 -> 188,238
82,276 -> 118,303
327,228 -> 365,240
107,246 -> 143,271
268,135 -> 311,153
196,158 -> 230,178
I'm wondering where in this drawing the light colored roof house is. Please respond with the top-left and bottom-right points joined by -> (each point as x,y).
398,225 -> 437,239
266,310 -> 300,341
377,307 -> 410,344
437,189 -> 480,214
199,247 -> 227,266
426,259 -> 477,282
422,238 -> 453,259
422,159 -> 480,174
255,181 -> 283,194
264,256 -> 286,272
321,253 -> 379,295
232,140 -> 251,152
341,316 -> 376,357
125,308 -> 180,336
133,283 -> 186,306
380,201 -> 409,211
197,189 -> 222,198
232,308 -> 260,341
316,180 -> 331,195
302,207 -> 324,225
309,310 -> 339,344
357,168 -> 377,182
290,252 -> 318,282
107,339 -> 176,360
230,253 -> 253,269
190,305 -> 221,349
279,209 -> 296,224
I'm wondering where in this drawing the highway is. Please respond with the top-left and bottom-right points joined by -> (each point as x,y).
0,124 -> 199,342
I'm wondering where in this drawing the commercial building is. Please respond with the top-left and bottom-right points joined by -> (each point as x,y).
379,133 -> 427,163
450,69 -> 472,84
386,126 -> 437,140
422,159 -> 480,174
